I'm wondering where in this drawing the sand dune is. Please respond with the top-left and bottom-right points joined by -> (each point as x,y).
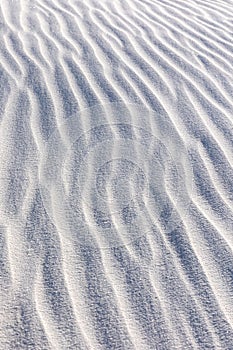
0,0 -> 233,349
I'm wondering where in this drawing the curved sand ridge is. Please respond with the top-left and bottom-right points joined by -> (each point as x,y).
0,0 -> 233,349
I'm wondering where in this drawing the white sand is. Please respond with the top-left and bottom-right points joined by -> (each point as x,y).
0,0 -> 233,349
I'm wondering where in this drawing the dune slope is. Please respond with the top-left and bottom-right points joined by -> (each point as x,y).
0,0 -> 233,349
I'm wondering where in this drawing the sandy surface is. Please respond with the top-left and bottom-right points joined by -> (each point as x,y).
0,0 -> 233,349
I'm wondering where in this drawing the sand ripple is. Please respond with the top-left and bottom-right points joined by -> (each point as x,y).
0,0 -> 233,349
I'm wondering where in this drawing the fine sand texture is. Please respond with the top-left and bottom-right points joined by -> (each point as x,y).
0,0 -> 233,349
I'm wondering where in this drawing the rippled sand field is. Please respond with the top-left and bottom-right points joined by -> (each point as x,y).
1,0 -> 233,349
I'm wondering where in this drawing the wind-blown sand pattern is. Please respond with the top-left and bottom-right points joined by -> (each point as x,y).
0,0 -> 233,349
